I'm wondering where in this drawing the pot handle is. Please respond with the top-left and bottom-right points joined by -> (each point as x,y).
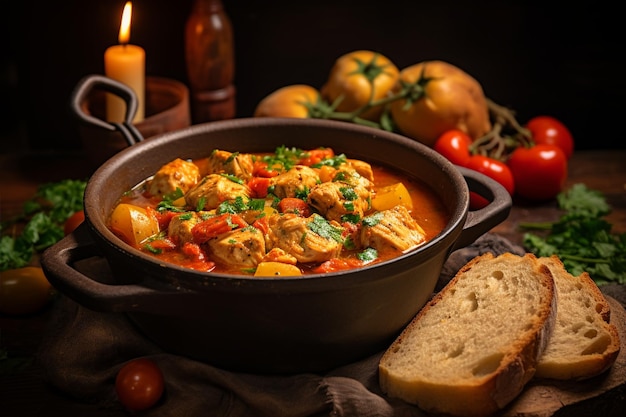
40,224 -> 171,313
451,166 -> 512,251
70,74 -> 145,146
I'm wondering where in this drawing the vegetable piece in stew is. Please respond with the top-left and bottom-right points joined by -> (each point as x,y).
108,146 -> 449,276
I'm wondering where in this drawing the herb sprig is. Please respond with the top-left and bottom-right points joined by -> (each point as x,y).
521,183 -> 625,285
0,179 -> 87,271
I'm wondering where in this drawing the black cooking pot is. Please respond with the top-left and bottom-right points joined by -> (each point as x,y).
41,76 -> 512,374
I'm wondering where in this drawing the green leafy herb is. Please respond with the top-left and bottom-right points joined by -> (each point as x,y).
307,214 -> 344,243
357,247 -> 378,262
261,146 -> 307,172
521,183 -> 626,285
220,173 -> 244,184
311,153 -> 347,168
156,187 -> 186,212
0,179 -> 87,271
362,212 -> 383,228
341,213 -> 361,224
217,197 -> 266,214
294,186 -> 310,200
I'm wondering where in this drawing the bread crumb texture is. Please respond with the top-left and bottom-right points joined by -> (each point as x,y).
379,252 -> 556,417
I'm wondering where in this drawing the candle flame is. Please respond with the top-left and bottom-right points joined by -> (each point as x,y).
118,2 -> 133,45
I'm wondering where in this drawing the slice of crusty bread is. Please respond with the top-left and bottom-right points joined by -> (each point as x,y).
378,252 -> 557,417
535,255 -> 621,380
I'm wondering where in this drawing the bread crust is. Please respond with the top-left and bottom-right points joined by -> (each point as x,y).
535,256 -> 621,380
379,253 -> 557,417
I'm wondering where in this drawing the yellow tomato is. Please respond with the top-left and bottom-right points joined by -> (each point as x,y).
254,84 -> 321,118
372,183 -> 413,211
254,262 -> 302,277
390,60 -> 492,147
0,266 -> 54,315
109,203 -> 160,247
321,50 -> 399,121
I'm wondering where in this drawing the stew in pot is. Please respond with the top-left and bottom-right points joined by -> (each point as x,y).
108,146 -> 450,276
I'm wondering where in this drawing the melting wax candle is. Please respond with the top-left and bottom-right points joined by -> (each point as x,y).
104,1 -> 145,123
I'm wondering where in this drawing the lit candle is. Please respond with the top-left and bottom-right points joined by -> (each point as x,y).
104,1 -> 145,123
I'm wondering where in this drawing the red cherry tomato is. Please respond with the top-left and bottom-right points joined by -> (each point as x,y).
466,155 -> 515,196
115,358 -> 164,411
469,191 -> 490,210
507,144 -> 568,201
64,210 -> 85,235
433,130 -> 472,167
525,116 -> 574,159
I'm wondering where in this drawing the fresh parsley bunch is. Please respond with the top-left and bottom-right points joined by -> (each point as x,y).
522,183 -> 626,285
0,179 -> 87,271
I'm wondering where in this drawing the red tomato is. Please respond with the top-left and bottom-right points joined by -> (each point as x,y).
466,155 -> 515,196
299,148 -> 334,166
525,116 -> 574,159
469,191 -> 489,211
312,257 -> 364,273
507,144 -> 568,201
115,358 -> 164,411
433,130 -> 472,167
191,213 -> 247,243
248,177 -> 272,198
278,197 -> 312,217
64,210 -> 85,235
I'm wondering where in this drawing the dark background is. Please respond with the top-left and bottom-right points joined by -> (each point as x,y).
3,0 -> 624,153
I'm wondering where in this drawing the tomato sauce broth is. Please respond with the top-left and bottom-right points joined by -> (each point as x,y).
111,151 -> 450,276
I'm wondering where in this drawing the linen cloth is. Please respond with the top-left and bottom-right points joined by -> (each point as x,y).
37,234 -> 534,416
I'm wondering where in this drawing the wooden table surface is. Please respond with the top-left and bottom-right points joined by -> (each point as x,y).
1,148 -> 625,416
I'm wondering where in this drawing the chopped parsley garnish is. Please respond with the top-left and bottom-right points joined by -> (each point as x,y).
157,188 -> 186,213
259,146 -> 347,173
340,186 -> 357,201
260,146 -> 307,172
362,212 -> 383,227
341,213 -> 361,224
357,247 -> 378,262
220,173 -> 244,184
307,214 -> 344,243
311,153 -> 347,168
217,197 -> 266,214
225,152 -> 239,164
196,196 -> 207,212
343,236 -> 356,250
143,243 -> 162,254
178,212 -> 194,221
521,183 -> 626,285
294,186 -> 310,200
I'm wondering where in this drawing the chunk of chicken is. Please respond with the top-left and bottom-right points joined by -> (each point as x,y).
346,158 -> 375,182
168,212 -> 204,245
185,174 -> 251,211
359,205 -> 426,253
206,226 -> 266,268
307,181 -> 372,223
270,165 -> 320,199
261,247 -> 298,265
330,166 -> 374,191
147,158 -> 201,197
204,149 -> 255,180
266,213 -> 344,263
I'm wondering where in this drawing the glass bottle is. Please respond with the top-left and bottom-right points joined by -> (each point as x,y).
185,0 -> 235,123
